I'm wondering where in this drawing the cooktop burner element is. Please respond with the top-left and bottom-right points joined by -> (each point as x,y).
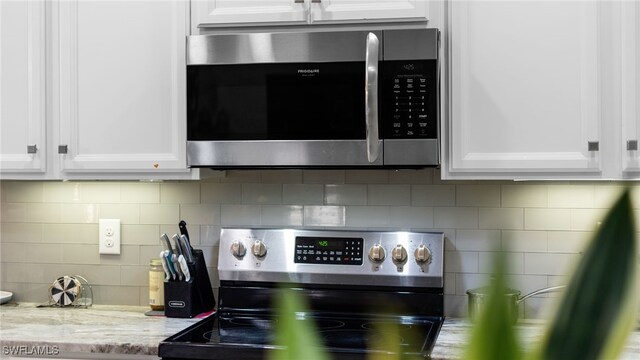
159,228 -> 445,360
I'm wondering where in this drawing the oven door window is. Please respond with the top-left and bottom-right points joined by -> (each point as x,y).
187,62 -> 366,141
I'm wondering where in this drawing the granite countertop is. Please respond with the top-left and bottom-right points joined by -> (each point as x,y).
0,302 -> 201,358
432,318 -> 640,360
1,303 -> 639,359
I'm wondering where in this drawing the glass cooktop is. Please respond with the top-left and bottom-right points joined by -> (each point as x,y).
159,313 -> 444,360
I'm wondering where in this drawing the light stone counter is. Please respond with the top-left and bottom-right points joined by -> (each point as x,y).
1,303 -> 638,359
0,303 -> 200,359
432,318 -> 640,360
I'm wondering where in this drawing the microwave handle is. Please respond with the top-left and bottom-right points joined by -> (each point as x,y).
365,32 -> 380,163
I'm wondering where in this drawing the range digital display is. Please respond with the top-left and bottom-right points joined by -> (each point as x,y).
294,236 -> 363,265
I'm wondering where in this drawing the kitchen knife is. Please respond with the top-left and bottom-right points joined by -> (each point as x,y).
171,251 -> 184,281
163,250 -> 177,281
180,234 -> 194,263
178,220 -> 193,252
178,255 -> 191,282
171,234 -> 184,257
160,233 -> 173,254
159,251 -> 171,281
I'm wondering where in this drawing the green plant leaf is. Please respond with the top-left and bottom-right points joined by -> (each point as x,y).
531,188 -> 637,360
464,252 -> 524,360
269,288 -> 331,360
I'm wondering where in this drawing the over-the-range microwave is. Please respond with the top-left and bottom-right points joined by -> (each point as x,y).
186,28 -> 440,168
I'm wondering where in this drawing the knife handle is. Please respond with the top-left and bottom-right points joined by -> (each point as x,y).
178,255 -> 191,282
180,234 -> 194,263
179,220 -> 189,238
171,254 -> 183,281
164,251 -> 177,281
159,251 -> 171,281
160,233 -> 173,254
171,234 -> 184,256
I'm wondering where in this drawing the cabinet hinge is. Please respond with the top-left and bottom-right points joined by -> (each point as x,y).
588,141 -> 599,151
27,145 -> 38,154
627,140 -> 638,151
58,145 -> 68,154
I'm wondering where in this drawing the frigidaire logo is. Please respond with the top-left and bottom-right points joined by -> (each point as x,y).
403,64 -> 415,71
297,69 -> 320,74
169,301 -> 186,308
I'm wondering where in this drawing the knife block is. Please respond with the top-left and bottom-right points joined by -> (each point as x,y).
164,249 -> 216,318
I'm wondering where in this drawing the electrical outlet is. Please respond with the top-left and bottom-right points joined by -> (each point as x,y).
99,219 -> 120,255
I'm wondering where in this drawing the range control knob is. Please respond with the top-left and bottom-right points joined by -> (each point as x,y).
391,244 -> 408,263
230,240 -> 246,258
368,244 -> 386,263
252,240 -> 267,258
414,244 -> 432,263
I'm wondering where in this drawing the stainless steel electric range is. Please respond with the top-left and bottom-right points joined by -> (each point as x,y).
159,228 -> 445,360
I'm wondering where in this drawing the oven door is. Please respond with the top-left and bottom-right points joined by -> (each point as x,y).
186,32 -> 383,167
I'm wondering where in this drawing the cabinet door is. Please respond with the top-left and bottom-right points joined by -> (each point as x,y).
192,0 -> 307,28
446,1 -> 601,178
310,0 -> 428,23
56,0 -> 190,174
0,0 -> 46,174
621,1 -> 640,173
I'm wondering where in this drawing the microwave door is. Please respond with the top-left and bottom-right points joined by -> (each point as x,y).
186,31 -> 383,167
186,63 -> 383,167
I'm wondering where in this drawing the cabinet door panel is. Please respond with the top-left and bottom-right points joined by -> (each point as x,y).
310,0 -> 428,23
621,1 -> 640,173
192,0 -> 307,28
0,0 -> 46,173
57,0 -> 188,173
448,1 -> 600,176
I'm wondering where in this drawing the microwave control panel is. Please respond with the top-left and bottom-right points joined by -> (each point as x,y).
382,60 -> 438,139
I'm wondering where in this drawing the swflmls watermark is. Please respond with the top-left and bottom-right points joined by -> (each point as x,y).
2,345 -> 60,356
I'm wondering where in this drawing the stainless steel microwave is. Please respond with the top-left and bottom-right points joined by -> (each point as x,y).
186,28 -> 440,168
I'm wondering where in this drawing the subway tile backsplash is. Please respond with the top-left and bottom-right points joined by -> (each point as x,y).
1,169 -> 639,319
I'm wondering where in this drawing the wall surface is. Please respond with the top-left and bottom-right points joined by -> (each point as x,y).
1,169 -> 637,318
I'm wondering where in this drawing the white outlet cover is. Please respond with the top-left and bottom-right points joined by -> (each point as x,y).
99,219 -> 120,255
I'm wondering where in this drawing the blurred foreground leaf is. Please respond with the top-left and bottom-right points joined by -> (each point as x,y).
531,189 -> 637,360
463,252 -> 524,360
269,288 -> 330,360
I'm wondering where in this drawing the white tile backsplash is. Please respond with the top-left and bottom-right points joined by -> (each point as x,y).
548,185 -> 595,208
61,203 -> 99,223
455,230 -> 500,251
140,204 -> 179,224
120,183 -> 160,204
261,205 -> 304,226
368,184 -> 411,206
479,207 -> 524,230
282,184 -> 324,205
160,182 -> 201,204
411,185 -> 456,206
456,185 -> 501,207
201,183 -> 242,204
304,205 -> 345,227
524,208 -> 572,230
241,184 -> 282,204
99,204 -> 140,224
325,184 -> 367,205
1,176 -> 636,318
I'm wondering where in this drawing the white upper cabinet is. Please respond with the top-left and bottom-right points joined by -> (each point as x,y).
621,0 -> 640,175
445,0 -> 601,179
192,0 -> 308,28
1,0 -> 196,180
0,0 -> 46,174
55,0 -> 192,177
309,0 -> 428,24
191,0 -> 429,30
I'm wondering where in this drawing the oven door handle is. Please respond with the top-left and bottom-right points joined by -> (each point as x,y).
365,32 -> 380,163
